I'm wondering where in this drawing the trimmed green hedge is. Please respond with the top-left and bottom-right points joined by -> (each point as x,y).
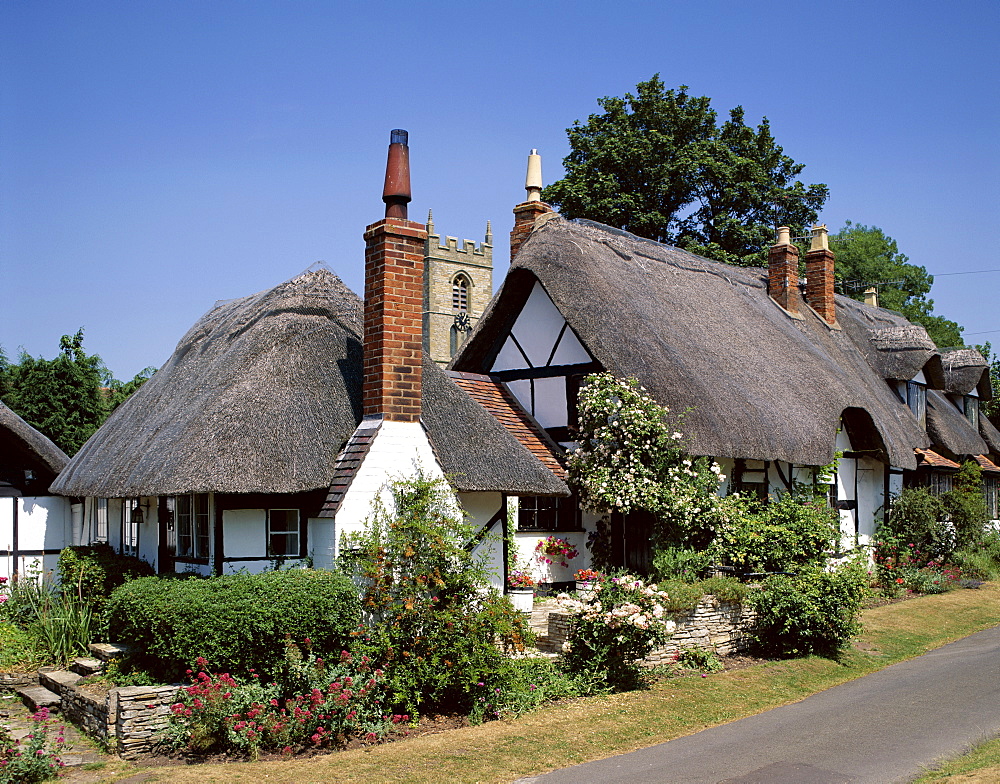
106,569 -> 360,681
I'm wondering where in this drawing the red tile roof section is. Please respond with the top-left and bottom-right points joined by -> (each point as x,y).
974,454 -> 1000,474
915,448 -> 960,470
447,371 -> 567,480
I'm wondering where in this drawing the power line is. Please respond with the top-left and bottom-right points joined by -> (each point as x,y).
929,269 -> 1000,276
964,330 -> 1000,336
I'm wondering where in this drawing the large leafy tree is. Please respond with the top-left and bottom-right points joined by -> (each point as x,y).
829,222 -> 964,348
0,329 -> 155,455
975,342 -> 999,423
542,75 -> 829,266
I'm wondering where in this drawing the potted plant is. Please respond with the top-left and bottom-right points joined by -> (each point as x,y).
534,536 -> 580,568
507,569 -> 537,614
574,568 -> 602,595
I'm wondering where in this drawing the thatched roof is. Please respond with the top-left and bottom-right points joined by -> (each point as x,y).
51,267 -> 565,499
939,348 -> 991,396
453,217 -> 930,470
926,389 -> 989,458
979,415 -> 1000,456
864,324 -> 938,382
0,401 -> 69,488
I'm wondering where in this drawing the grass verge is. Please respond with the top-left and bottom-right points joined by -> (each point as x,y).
913,735 -> 1000,782
101,584 -> 1000,784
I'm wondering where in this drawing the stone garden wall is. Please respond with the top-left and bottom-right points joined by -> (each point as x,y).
38,671 -> 179,759
542,594 -> 757,665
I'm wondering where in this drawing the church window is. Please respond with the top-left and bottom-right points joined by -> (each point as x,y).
452,276 -> 469,311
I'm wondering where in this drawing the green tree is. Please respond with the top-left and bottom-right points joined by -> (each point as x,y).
542,75 -> 828,266
975,342 -> 999,422
0,330 -> 155,455
829,221 -> 964,347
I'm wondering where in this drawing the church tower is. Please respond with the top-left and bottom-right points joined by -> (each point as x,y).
423,211 -> 493,366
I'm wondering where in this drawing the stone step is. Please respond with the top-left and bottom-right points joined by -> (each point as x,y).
39,669 -> 82,694
89,642 -> 130,662
14,684 -> 60,713
70,657 -> 104,677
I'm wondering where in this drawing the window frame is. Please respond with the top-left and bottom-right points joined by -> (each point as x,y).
267,508 -> 302,558
451,274 -> 470,312
965,395 -> 980,429
906,381 -> 927,429
517,494 -> 582,533
173,492 -> 212,561
120,498 -> 141,557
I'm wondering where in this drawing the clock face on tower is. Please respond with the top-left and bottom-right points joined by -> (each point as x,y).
453,311 -> 472,332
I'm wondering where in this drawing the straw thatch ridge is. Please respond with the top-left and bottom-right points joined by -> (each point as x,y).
926,389 -> 989,458
939,348 -> 991,396
453,216 -> 930,470
0,401 -> 69,480
51,267 -> 566,499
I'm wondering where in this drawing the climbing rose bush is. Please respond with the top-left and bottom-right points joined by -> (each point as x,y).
556,574 -> 674,691
568,373 -> 727,559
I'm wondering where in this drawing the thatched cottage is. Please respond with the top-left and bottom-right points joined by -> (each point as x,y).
51,132 -> 567,585
450,163 -> 1000,571
1,401 -> 71,579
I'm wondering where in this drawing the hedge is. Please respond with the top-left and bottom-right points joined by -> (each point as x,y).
105,569 -> 360,681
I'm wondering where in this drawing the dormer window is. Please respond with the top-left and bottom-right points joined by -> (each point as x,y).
906,380 -> 927,429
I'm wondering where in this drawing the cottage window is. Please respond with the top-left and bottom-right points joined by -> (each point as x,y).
906,381 -> 927,429
267,509 -> 301,557
91,498 -> 108,543
927,471 -> 953,496
121,498 -> 141,557
175,493 -> 211,559
985,477 -> 999,520
452,276 -> 469,312
518,495 -> 580,532
965,396 -> 979,429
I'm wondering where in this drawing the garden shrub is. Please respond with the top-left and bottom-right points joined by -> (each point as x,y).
0,707 -> 64,783
654,579 -> 708,613
950,531 -> 1000,580
340,472 -> 531,716
675,648 -> 724,673
652,546 -> 714,582
749,560 -> 867,658
557,574 -> 673,692
696,576 -> 748,605
879,487 -> 951,562
163,647 -> 397,757
469,658 -> 587,724
941,461 -> 989,549
106,569 -> 360,682
57,544 -> 154,611
710,494 -> 837,575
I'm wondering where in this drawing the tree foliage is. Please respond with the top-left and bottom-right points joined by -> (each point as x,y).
542,75 -> 828,266
975,342 -> 999,422
0,329 -> 155,455
829,221 -> 964,347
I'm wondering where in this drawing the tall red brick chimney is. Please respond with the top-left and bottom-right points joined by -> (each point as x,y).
767,226 -> 799,314
362,130 -> 427,422
510,149 -> 553,262
804,224 -> 837,325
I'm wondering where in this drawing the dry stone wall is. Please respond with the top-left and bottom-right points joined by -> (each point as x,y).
36,671 -> 179,759
541,594 -> 757,665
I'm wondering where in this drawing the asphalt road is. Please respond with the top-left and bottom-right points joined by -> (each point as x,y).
522,624 -> 1000,784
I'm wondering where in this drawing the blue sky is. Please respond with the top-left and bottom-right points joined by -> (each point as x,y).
2,0 -> 998,379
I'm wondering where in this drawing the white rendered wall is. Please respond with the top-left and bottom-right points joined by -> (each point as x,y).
223,509 -> 265,558
332,419 -> 449,559
0,496 -> 73,581
460,491 -> 504,590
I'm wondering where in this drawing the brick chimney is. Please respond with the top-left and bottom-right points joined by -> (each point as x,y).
767,226 -> 799,314
510,149 -> 553,262
804,224 -> 837,325
362,130 -> 428,422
